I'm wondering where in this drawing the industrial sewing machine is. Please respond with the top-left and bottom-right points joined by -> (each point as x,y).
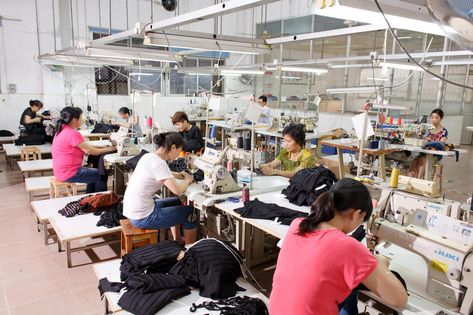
299,115 -> 318,133
368,188 -> 473,314
192,147 -> 241,195
110,127 -> 140,156
224,112 -> 245,128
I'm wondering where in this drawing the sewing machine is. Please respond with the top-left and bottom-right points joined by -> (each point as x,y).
299,116 -> 318,133
192,147 -> 240,195
225,112 -> 244,128
110,127 -> 140,156
368,189 -> 473,314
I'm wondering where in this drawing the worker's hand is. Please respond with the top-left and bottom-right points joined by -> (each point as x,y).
262,167 -> 277,176
374,253 -> 390,269
183,173 -> 194,184
365,234 -> 378,251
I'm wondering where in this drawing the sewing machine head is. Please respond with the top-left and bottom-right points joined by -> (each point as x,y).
110,127 -> 140,156
368,189 -> 473,314
192,147 -> 240,195
225,112 -> 244,127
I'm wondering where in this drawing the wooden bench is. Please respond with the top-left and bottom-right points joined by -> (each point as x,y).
17,159 -> 53,178
25,176 -> 86,202
120,219 -> 158,256
49,178 -> 78,198
21,146 -> 42,161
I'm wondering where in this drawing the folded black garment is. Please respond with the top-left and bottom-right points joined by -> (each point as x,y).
118,286 -> 190,315
120,241 -> 184,281
170,239 -> 245,299
125,273 -> 187,294
95,205 -> 125,228
98,278 -> 124,297
234,198 -> 307,225
190,296 -> 269,315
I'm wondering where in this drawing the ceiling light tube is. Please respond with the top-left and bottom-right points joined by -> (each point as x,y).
380,61 -> 425,71
326,86 -> 377,94
267,66 -> 328,74
220,69 -> 265,75
129,72 -> 154,76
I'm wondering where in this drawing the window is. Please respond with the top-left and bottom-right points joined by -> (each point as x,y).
170,58 -> 224,95
95,66 -> 129,95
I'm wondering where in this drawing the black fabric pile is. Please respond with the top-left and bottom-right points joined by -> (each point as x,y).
168,158 -> 205,182
169,239 -> 244,298
98,239 -> 251,315
91,123 -> 118,134
125,149 -> 149,171
0,130 -> 14,137
120,241 -> 184,281
94,203 -> 125,228
190,296 -> 269,315
282,166 -> 338,206
58,197 -> 88,217
234,198 -> 307,225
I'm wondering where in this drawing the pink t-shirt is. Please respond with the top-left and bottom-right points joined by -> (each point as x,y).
269,218 -> 377,315
52,125 -> 85,181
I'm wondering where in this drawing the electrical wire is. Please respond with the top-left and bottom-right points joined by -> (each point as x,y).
373,0 -> 473,90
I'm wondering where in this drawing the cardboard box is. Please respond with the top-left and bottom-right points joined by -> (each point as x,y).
319,100 -> 342,113
318,157 -> 351,179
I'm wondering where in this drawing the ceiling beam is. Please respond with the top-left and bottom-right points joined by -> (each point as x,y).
266,24 -> 386,45
91,22 -> 145,46
145,0 -> 280,32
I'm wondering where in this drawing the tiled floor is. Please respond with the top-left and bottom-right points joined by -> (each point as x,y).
0,145 -> 471,315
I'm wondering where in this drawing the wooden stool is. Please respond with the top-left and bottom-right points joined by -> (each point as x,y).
21,146 -> 42,161
120,219 -> 158,256
49,178 -> 78,198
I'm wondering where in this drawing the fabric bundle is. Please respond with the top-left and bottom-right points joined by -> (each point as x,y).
282,166 -> 337,206
234,198 -> 307,225
190,296 -> 269,315
58,192 -> 119,218
95,204 -> 125,228
168,157 -> 205,182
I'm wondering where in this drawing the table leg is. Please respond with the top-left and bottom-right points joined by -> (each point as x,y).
43,222 -> 48,245
425,155 -> 433,180
337,149 -> 345,179
379,154 -> 387,181
105,299 -> 110,315
66,241 -> 72,268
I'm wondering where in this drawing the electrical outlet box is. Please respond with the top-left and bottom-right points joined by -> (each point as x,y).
8,84 -> 16,94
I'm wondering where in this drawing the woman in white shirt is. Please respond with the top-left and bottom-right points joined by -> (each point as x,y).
123,132 -> 196,244
114,107 -> 143,137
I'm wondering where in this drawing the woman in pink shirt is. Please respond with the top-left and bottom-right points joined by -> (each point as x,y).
52,107 -> 115,193
269,178 -> 407,315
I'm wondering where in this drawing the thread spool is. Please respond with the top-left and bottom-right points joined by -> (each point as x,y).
210,125 -> 218,139
227,160 -> 233,172
146,116 -> 153,128
237,136 -> 244,149
389,166 -> 400,188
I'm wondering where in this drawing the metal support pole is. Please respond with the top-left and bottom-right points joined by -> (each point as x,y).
415,34 -> 428,117
69,0 -> 75,46
109,0 -> 112,35
387,30 -> 398,112
51,0 -> 57,51
34,0 -> 41,55
342,33 -> 352,114
461,64 -> 470,115
436,38 -> 450,109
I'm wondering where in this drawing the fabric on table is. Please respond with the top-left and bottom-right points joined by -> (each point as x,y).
98,277 -> 124,297
95,204 -> 125,228
120,240 -> 184,281
169,238 -> 245,299
234,198 -> 307,225
125,273 -> 187,293
282,166 -> 338,206
189,296 -> 269,315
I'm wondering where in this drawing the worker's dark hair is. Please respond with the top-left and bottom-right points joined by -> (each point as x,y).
172,111 -> 189,125
258,95 -> 267,103
118,107 -> 131,115
56,106 -> 83,135
29,100 -> 43,109
283,123 -> 306,147
431,108 -> 444,119
153,132 -> 185,152
298,178 -> 373,235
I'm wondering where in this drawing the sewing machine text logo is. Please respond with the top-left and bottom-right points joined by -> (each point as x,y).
434,249 -> 460,262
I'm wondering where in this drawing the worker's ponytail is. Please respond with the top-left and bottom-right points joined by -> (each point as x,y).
56,106 -> 83,135
297,178 -> 373,235
153,132 -> 185,152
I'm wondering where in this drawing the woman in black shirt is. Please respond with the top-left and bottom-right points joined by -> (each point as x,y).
171,111 -> 204,154
20,100 -> 50,135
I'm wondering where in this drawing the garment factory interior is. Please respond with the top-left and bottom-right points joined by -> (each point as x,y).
1,0 -> 473,314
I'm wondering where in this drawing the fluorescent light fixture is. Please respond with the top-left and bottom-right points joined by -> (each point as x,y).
220,69 -> 265,75
380,61 -> 425,71
129,72 -> 154,76
367,77 -> 389,81
326,86 -> 377,94
267,66 -> 328,74
432,59 -> 473,66
275,76 -> 301,80
187,72 -> 212,76
312,0 -> 444,36
329,63 -> 375,69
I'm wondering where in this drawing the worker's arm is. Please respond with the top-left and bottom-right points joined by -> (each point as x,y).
114,121 -> 132,128
260,159 -> 281,170
361,255 -> 408,310
164,173 -> 193,195
77,141 -> 116,156
23,114 -> 42,124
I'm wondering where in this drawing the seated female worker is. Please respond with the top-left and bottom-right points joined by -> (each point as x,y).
19,100 -> 51,135
123,132 -> 197,245
260,123 -> 316,178
408,109 -> 448,179
172,111 -> 204,154
113,107 -> 143,137
269,178 -> 408,315
52,107 -> 116,193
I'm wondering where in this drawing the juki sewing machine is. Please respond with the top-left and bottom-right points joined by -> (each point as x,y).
110,127 -> 140,156
192,147 -> 241,195
368,188 -> 473,314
